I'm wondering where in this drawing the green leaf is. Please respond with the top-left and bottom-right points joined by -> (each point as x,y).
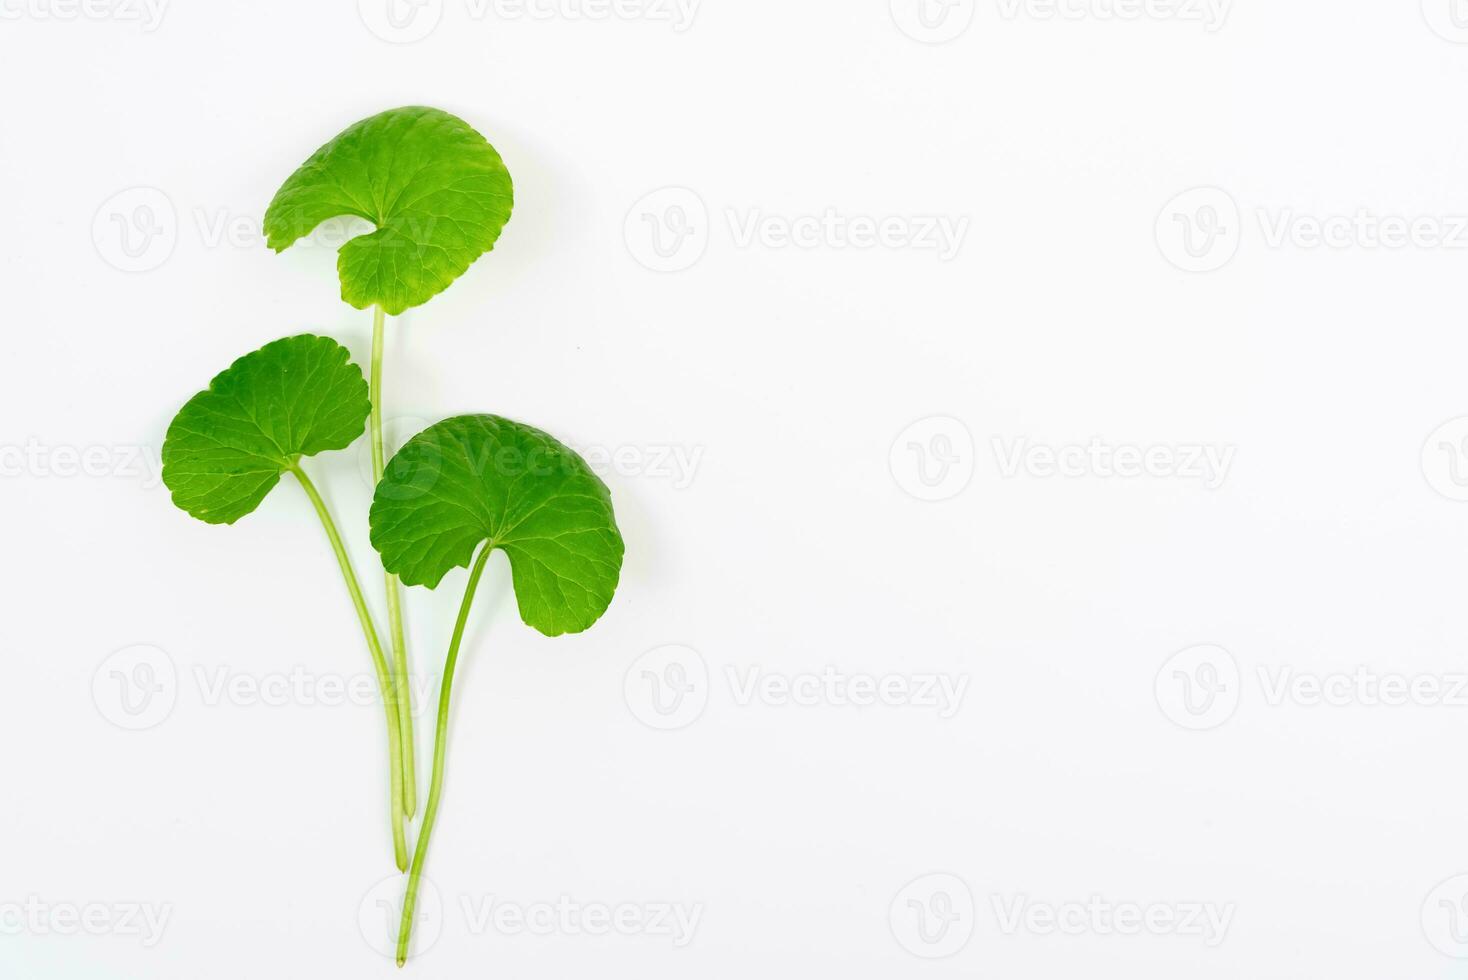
370,415 -> 624,636
263,106 -> 514,316
162,335 -> 370,525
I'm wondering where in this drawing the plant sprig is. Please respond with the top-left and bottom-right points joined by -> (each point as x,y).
370,414 -> 624,964
161,334 -> 411,868
263,104 -> 516,830
162,106 -> 620,969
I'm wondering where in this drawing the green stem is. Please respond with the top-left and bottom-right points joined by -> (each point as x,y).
397,541 -> 494,967
373,304 -> 417,819
289,461 -> 409,872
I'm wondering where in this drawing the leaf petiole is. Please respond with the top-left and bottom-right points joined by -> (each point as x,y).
396,540 -> 495,967
289,460 -> 409,872
371,304 -> 418,820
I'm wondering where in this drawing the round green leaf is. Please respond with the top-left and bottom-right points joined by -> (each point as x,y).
162,335 -> 370,525
263,106 -> 514,316
370,415 -> 624,636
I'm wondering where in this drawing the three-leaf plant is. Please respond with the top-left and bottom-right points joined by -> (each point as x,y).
161,106 -> 622,967
262,105 -> 514,854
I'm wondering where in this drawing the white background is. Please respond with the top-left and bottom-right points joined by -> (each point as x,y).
4,0 -> 1468,976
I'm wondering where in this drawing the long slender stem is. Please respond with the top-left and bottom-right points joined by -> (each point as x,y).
289,461 -> 409,871
373,304 -> 417,819
397,541 -> 494,967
